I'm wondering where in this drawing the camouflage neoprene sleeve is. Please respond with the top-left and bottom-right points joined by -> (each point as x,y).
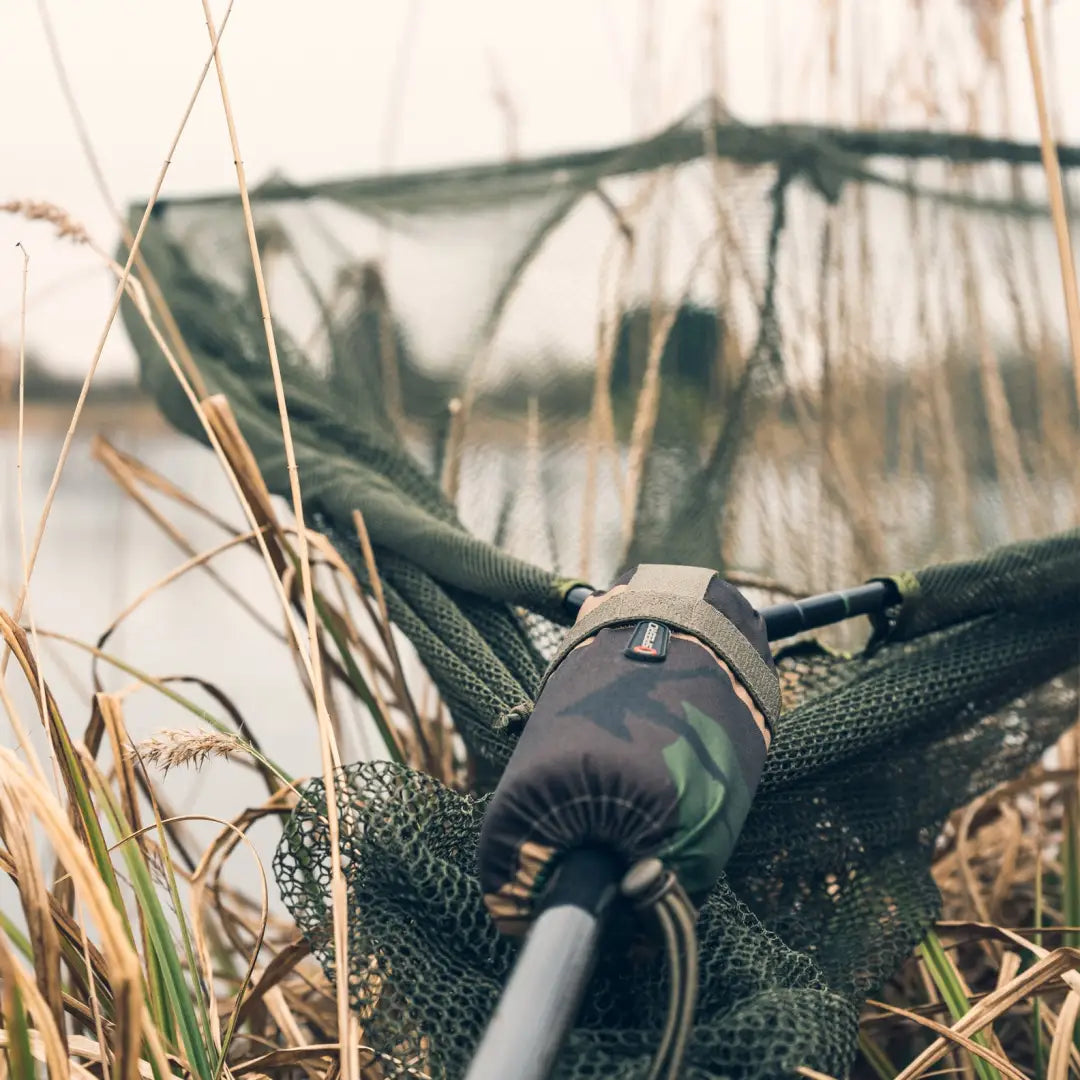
478,565 -> 778,934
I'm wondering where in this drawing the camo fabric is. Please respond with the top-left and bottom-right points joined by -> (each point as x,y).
479,568 -> 776,932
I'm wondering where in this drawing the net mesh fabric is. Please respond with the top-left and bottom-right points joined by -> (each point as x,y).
121,98 -> 1080,1079
134,104 -> 1080,584
274,539 -> 1080,1078
273,597 -> 1079,1078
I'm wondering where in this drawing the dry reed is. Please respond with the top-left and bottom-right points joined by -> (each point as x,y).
1021,0 -> 1080,411
199,7 -> 359,1073
1,5 -> 237,681
131,729 -> 252,775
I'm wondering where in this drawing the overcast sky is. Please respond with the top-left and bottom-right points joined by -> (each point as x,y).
1,0 -> 1076,380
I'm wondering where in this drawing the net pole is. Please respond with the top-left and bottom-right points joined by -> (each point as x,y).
565,579 -> 898,638
464,849 -> 622,1080
759,580 -> 898,640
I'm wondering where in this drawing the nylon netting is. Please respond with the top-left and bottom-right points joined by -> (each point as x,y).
270,565 -> 1079,1079
121,100 -> 1080,1078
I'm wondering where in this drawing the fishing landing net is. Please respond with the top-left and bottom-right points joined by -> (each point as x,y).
121,103 -> 1080,1078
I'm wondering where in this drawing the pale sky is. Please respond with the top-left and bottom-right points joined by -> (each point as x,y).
1,0 -> 1077,380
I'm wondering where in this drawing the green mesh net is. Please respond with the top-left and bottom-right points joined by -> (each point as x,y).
270,547 -> 1079,1079
122,104 -> 1080,1078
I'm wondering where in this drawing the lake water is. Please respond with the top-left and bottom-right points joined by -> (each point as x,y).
1,414 -> 331,879
0,408 -> 641,884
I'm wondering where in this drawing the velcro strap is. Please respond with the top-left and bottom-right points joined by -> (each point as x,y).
536,589 -> 781,728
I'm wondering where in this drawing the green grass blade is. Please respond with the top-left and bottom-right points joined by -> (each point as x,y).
858,1030 -> 897,1080
1,976 -> 35,1080
146,934 -> 176,1044
1033,843 -> 1045,1080
1063,779 -> 1080,1057
146,792 -> 217,1068
1032,993 -> 1044,1078
27,678 -> 137,952
0,911 -> 32,962
5,899 -> 129,1032
0,909 -> 109,1025
919,929 -> 1001,1080
1064,792 -> 1080,951
314,589 -> 403,763
87,767 -> 215,1080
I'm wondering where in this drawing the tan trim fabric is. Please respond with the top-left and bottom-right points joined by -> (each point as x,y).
537,587 -> 781,727
627,564 -> 716,598
482,840 -> 557,936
